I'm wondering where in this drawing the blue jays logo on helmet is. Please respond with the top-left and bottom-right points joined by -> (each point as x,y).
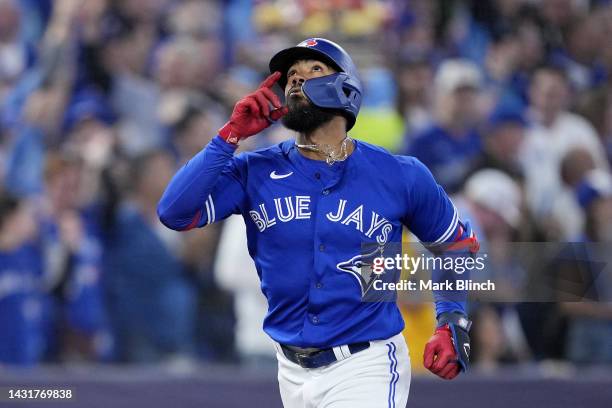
269,38 -> 363,130
300,39 -> 319,47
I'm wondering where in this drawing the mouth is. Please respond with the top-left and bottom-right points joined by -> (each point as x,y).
288,87 -> 303,98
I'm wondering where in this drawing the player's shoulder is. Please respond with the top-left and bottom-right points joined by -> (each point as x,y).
356,139 -> 428,174
234,139 -> 290,165
354,139 -> 400,165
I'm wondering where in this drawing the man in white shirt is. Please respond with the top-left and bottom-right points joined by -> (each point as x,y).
521,65 -> 609,239
214,215 -> 275,366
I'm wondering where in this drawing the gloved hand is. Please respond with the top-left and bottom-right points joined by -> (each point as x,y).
423,313 -> 471,380
218,71 -> 289,144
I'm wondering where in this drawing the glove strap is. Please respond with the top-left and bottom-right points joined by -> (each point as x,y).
218,122 -> 240,145
438,312 -> 472,372
437,312 -> 472,331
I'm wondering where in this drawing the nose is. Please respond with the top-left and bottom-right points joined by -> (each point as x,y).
290,75 -> 306,87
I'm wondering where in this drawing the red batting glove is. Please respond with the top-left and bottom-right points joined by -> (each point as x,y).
218,71 -> 289,144
423,324 -> 461,380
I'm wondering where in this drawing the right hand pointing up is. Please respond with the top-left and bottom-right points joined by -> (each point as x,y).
218,71 -> 289,144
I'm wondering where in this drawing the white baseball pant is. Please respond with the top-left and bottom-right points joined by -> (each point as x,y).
274,332 -> 411,408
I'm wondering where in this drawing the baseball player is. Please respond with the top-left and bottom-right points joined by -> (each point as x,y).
158,38 -> 477,407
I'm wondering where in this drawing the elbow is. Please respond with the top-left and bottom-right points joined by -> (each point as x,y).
157,203 -> 179,230
157,201 -> 202,231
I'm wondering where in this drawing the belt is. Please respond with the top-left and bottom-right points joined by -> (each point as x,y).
279,342 -> 370,369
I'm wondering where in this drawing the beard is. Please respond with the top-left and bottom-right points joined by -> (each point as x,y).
282,95 -> 337,133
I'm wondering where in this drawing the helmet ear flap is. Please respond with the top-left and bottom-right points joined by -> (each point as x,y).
301,73 -> 360,130
269,38 -> 362,129
344,84 -> 361,109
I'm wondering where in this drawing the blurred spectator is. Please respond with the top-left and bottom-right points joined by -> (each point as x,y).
560,147 -> 596,189
351,67 -> 404,151
39,152 -> 110,361
460,169 -> 522,243
61,88 -> 118,212
507,10 -> 546,105
111,33 -> 223,155
575,85 -> 612,165
392,13 -> 437,63
597,3 -> 612,83
99,14 -> 164,154
539,0 -> 590,51
394,53 -> 434,137
456,0 -> 529,66
103,150 -> 197,362
2,0 -> 81,195
114,0 -> 169,26
3,82 -> 74,196
154,36 -> 221,92
403,59 -> 484,192
166,0 -> 220,39
553,13 -> 606,92
471,108 -> 527,181
520,65 -> 609,239
453,169 -> 530,370
166,97 -> 223,164
454,169 -> 525,302
576,169 -> 612,242
560,170 -> 612,365
517,168 -> 612,363
0,0 -> 34,102
214,215 -> 274,367
0,191 -> 44,365
181,223 -> 234,363
481,28 -> 525,114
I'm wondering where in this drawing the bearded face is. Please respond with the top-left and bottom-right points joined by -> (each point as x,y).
281,59 -> 339,133
281,92 -> 336,133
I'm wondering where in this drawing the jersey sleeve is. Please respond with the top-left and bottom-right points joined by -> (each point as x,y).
399,156 -> 458,244
399,156 -> 468,317
157,135 -> 248,231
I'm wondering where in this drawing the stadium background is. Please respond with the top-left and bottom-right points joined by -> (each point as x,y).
1,0 -> 612,406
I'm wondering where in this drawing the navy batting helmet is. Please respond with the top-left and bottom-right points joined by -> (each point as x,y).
269,38 -> 362,130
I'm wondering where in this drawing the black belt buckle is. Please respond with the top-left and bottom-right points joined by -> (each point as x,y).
281,342 -> 370,369
295,352 -> 311,367
281,345 -> 322,368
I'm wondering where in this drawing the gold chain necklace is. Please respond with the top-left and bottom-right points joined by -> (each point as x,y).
295,136 -> 352,165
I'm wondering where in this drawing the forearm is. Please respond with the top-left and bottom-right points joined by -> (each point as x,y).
431,248 -> 469,318
433,273 -> 467,318
434,299 -> 467,318
157,135 -> 237,230
432,220 -> 479,318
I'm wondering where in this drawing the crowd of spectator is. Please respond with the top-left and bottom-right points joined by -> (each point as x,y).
1,0 -> 612,371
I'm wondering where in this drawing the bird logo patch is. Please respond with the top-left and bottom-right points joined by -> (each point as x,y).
336,245 -> 387,296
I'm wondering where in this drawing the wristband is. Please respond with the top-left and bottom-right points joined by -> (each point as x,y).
438,312 -> 472,372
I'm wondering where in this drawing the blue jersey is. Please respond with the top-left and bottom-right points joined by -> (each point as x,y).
0,244 -> 45,365
158,136 -> 466,348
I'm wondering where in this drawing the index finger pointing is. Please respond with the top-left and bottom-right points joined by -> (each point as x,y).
259,71 -> 282,89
